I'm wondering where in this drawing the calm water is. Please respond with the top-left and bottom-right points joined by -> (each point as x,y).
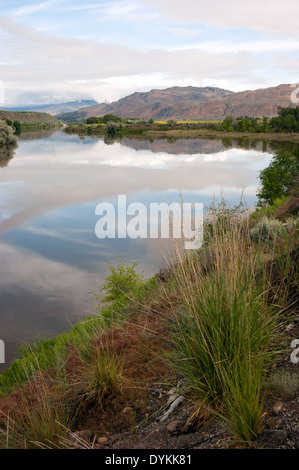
0,130 -> 277,370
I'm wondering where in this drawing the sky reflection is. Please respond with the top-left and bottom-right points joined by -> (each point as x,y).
0,131 -> 274,370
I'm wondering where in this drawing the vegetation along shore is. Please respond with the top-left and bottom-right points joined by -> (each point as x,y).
64,106 -> 299,143
0,133 -> 298,449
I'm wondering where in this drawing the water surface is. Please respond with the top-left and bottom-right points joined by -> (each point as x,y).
0,130 -> 277,370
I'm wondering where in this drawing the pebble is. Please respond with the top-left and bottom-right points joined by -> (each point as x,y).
97,436 -> 108,446
166,420 -> 183,435
272,403 -> 283,415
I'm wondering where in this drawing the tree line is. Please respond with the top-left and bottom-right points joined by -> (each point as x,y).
222,106 -> 299,133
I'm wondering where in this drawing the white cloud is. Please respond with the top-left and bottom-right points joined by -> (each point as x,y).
0,16 -> 265,104
166,39 -> 299,54
1,2 -> 298,105
141,0 -> 299,38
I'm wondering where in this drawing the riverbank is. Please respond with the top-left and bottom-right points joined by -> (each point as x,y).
0,185 -> 298,448
64,122 -> 299,143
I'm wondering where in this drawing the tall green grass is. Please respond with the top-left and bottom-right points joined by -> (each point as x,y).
165,204 -> 281,444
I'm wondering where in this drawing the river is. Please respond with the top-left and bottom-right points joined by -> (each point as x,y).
0,130 -> 279,370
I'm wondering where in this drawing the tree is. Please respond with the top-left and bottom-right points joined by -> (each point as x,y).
221,116 -> 234,131
102,114 -> 122,123
270,106 -> 299,133
13,120 -> 21,135
236,119 -> 246,132
257,149 -> 299,206
261,116 -> 269,133
86,117 -> 101,124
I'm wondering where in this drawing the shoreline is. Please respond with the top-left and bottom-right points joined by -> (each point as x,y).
64,125 -> 299,143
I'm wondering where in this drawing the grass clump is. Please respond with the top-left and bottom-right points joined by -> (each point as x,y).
164,202 -> 282,444
0,373 -> 74,449
75,346 -> 125,404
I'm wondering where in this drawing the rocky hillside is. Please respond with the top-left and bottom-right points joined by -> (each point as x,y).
58,86 -> 233,121
58,84 -> 296,121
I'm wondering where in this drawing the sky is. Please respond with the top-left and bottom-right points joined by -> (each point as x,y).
0,0 -> 298,106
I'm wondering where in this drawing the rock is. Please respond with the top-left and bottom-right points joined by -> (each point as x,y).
285,323 -> 295,332
97,436 -> 108,446
166,420 -> 184,435
122,406 -> 133,414
272,403 -> 283,416
159,396 -> 184,422
258,429 -> 288,447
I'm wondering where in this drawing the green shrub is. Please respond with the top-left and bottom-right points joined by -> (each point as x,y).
250,216 -> 297,243
250,217 -> 286,242
106,121 -> 123,136
250,196 -> 289,223
0,120 -> 18,146
100,259 -> 144,303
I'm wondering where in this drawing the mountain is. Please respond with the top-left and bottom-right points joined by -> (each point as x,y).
57,84 -> 296,121
3,100 -> 98,116
57,87 -> 233,121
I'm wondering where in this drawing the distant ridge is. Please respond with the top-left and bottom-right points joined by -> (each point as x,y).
3,100 -> 98,116
57,84 -> 296,121
0,110 -> 60,124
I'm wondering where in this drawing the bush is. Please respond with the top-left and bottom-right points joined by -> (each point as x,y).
0,120 -> 18,146
106,121 -> 123,136
250,217 -> 286,242
250,196 -> 289,223
100,259 -> 144,302
250,216 -> 297,243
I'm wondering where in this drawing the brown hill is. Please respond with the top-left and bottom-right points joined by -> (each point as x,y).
58,86 -> 233,121
0,110 -> 60,124
58,83 -> 296,121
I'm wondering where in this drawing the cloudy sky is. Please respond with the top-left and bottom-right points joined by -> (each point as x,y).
0,0 -> 298,105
